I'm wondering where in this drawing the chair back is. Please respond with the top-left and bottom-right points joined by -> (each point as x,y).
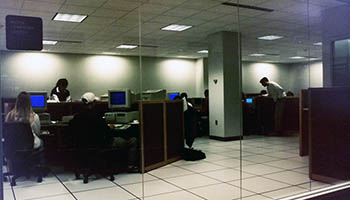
3,122 -> 34,159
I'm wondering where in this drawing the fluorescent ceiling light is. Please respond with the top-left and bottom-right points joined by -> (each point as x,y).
290,56 -> 306,59
198,50 -> 208,54
53,13 -> 87,23
249,53 -> 266,57
43,40 -> 57,45
116,45 -> 138,49
161,24 -> 192,32
313,42 -> 322,46
257,35 -> 284,40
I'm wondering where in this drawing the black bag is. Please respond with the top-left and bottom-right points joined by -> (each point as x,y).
181,148 -> 206,161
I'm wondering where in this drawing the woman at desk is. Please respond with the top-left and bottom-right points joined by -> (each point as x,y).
50,78 -> 71,102
5,91 -> 43,149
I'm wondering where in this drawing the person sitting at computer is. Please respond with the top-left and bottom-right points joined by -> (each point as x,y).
201,89 -> 209,117
6,91 -> 43,150
50,78 -> 71,102
180,93 -> 197,148
70,92 -> 138,172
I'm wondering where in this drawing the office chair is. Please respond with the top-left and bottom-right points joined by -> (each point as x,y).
3,122 -> 44,186
69,116 -> 121,184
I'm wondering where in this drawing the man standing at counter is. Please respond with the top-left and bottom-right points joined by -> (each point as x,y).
259,77 -> 286,135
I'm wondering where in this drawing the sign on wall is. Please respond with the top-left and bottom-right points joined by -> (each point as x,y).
6,15 -> 43,51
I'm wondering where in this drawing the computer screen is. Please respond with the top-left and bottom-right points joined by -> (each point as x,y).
246,98 -> 253,104
108,89 -> 132,109
28,92 -> 47,112
169,92 -> 180,100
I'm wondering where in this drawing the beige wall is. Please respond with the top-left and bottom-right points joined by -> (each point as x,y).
0,51 -> 200,100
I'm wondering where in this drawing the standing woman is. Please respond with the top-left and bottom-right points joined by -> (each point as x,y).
5,91 -> 43,149
50,78 -> 71,102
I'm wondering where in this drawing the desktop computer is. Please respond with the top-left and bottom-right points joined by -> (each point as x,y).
28,91 -> 51,124
142,89 -> 166,101
104,111 -> 138,124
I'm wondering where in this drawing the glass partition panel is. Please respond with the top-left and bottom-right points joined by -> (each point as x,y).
138,0 -> 243,199
0,1 -> 144,200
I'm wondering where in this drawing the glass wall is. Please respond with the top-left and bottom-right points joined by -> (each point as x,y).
1,0 -> 350,200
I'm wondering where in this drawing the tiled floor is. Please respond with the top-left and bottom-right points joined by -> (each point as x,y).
3,135 -> 333,200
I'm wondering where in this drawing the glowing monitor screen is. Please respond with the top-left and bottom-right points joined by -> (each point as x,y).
246,98 -> 253,104
169,93 -> 179,100
31,95 -> 46,107
110,91 -> 126,105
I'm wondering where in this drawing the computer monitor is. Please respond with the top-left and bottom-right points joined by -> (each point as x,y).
246,98 -> 253,104
108,89 -> 133,109
28,91 -> 47,112
142,89 -> 166,101
168,92 -> 180,100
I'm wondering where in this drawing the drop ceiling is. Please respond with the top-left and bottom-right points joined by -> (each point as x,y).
0,0 -> 346,63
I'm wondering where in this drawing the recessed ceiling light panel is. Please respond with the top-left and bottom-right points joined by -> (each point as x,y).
198,50 -> 208,53
43,40 -> 58,45
116,45 -> 138,49
53,13 -> 87,23
161,24 -> 192,32
257,35 -> 284,40
313,42 -> 322,46
290,56 -> 305,59
249,53 -> 266,57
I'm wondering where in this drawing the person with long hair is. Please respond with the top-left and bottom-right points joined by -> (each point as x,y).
5,91 -> 43,149
50,78 -> 71,102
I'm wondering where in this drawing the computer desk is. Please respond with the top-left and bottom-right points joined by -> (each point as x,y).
42,100 -> 184,172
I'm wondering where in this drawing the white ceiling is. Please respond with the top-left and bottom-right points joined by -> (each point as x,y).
0,0 -> 346,63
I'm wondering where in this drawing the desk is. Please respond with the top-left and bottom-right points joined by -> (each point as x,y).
309,87 -> 350,183
44,101 -> 184,172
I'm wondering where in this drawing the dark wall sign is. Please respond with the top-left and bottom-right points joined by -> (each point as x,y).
6,15 -> 43,50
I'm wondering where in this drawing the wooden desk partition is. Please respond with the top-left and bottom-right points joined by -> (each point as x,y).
309,87 -> 350,183
299,90 -> 309,156
139,100 -> 184,172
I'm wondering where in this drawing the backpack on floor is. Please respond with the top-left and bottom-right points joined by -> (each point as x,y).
181,148 -> 206,161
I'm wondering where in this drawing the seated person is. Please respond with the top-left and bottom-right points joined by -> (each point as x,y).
180,92 -> 196,148
70,92 -> 138,172
6,91 -> 43,150
286,91 -> 295,97
50,78 -> 71,102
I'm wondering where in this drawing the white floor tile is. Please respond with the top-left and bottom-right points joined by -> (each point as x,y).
204,153 -> 231,162
229,177 -> 290,193
263,171 -> 311,185
189,183 -> 254,200
240,164 -> 284,175
242,155 -> 281,163
298,181 -> 331,190
202,168 -> 255,182
238,194 -> 272,200
148,166 -> 194,179
219,150 -> 253,158
33,194 -> 76,200
264,160 -> 307,170
179,162 -> 227,173
263,186 -> 308,199
63,178 -> 116,193
114,173 -> 158,185
291,166 -> 309,175
267,151 -> 299,159
4,189 -> 14,200
213,158 -> 255,168
73,186 -> 135,200
144,190 -> 204,200
122,179 -> 181,197
14,183 -> 69,200
171,159 -> 209,167
165,174 -> 220,189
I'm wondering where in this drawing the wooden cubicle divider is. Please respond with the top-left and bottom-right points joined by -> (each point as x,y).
139,100 -> 184,172
299,89 -> 309,156
283,97 -> 299,132
309,87 -> 350,183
